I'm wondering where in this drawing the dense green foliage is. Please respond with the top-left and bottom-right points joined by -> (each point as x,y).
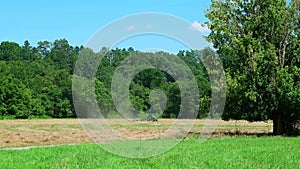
206,0 -> 300,135
0,40 -> 211,119
0,40 -> 78,118
0,137 -> 299,168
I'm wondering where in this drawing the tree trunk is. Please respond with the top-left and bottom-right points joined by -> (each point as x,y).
273,111 -> 285,135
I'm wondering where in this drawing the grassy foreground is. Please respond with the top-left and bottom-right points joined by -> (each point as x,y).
0,137 -> 299,169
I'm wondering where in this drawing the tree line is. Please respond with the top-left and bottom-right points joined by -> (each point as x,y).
0,39 -> 212,119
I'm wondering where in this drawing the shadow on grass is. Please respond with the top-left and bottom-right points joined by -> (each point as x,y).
186,131 -> 299,139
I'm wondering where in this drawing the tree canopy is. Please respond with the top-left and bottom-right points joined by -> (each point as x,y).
206,0 -> 300,135
0,39 -> 212,120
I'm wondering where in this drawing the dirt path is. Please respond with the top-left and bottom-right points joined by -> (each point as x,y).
0,119 -> 273,148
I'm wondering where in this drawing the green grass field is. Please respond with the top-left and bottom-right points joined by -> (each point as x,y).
1,137 -> 299,169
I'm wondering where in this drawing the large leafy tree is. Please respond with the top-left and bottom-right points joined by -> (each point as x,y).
206,0 -> 300,135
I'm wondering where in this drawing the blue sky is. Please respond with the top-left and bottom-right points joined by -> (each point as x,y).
0,0 -> 211,53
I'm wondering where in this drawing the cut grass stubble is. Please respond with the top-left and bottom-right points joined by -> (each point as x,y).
0,119 -> 273,148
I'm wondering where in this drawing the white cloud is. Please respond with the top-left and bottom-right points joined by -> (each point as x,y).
189,21 -> 210,33
126,25 -> 135,31
145,24 -> 153,30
